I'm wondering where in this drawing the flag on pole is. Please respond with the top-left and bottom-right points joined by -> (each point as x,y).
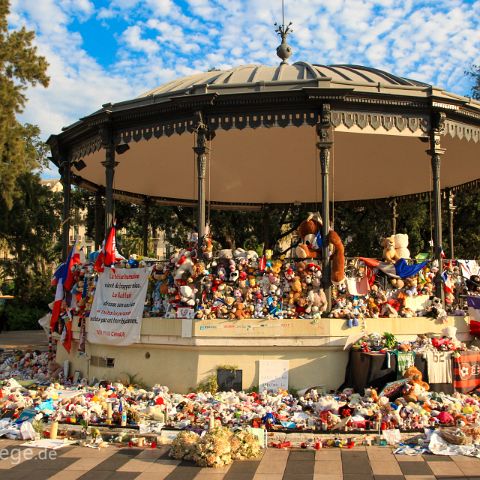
94,224 -> 124,273
50,241 -> 78,331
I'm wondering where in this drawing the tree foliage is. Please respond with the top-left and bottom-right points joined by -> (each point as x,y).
0,0 -> 49,209
0,171 -> 62,300
467,64 -> 480,100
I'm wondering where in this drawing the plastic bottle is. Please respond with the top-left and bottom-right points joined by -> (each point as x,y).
121,401 -> 127,427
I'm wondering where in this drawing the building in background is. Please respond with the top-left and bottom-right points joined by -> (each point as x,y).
41,179 -> 168,260
41,179 -> 96,257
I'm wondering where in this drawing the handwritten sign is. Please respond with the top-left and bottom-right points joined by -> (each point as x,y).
88,267 -> 151,346
258,360 -> 289,392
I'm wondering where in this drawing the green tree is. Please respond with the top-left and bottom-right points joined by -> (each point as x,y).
467,64 -> 479,100
0,0 -> 49,209
451,188 -> 480,260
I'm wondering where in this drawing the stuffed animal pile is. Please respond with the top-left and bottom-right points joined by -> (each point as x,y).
2,366 -> 480,445
58,220 -> 474,324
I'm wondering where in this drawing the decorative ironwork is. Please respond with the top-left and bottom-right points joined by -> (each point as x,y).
331,111 -> 430,134
445,121 -> 480,143
274,0 -> 293,64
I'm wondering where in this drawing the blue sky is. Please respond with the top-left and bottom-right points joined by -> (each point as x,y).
9,0 -> 480,152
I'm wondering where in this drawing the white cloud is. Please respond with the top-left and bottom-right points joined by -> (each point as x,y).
7,0 -> 480,145
124,25 -> 160,54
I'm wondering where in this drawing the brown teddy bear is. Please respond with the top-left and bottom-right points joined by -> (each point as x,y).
403,366 -> 430,402
381,236 -> 397,263
295,213 -> 322,258
234,301 -> 248,320
290,276 -> 303,301
328,230 -> 345,284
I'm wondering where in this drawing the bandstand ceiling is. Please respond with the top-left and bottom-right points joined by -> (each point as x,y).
76,125 -> 471,204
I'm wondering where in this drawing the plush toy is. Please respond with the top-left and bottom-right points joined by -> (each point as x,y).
381,236 -> 397,263
367,297 -> 380,318
234,301 -> 248,320
290,276 -> 302,300
172,250 -> 194,281
427,296 -> 448,323
202,235 -> 213,260
404,277 -> 418,296
307,289 -> 328,312
394,233 -> 410,260
295,213 -> 323,259
179,285 -> 196,307
327,230 -> 345,284
403,366 -> 429,402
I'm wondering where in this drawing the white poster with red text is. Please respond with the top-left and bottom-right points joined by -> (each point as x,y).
88,267 -> 151,346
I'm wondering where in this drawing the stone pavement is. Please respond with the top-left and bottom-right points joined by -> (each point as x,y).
1,439 -> 480,480
0,330 -> 48,351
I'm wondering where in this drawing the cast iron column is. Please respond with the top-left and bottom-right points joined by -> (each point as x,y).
143,197 -> 150,256
447,189 -> 456,259
60,157 -> 71,260
317,104 -> 333,311
101,124 -> 118,236
94,189 -> 104,250
428,111 -> 446,303
193,112 -> 215,256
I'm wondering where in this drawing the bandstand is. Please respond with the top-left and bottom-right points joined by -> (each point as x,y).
48,42 -> 480,391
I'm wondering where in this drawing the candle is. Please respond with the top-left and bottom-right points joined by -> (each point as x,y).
50,421 -> 59,440
106,402 -> 113,424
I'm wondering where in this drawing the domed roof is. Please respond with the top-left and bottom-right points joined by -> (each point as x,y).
140,62 -> 431,99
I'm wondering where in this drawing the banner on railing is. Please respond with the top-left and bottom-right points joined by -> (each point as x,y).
88,267 -> 151,346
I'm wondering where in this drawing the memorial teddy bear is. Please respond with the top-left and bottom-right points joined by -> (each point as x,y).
295,213 -> 323,258
403,366 -> 429,403
394,233 -> 410,260
381,235 -> 397,263
328,230 -> 345,284
233,301 -> 248,320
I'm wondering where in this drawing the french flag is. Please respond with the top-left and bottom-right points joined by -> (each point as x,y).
94,224 -> 123,273
468,296 -> 480,337
50,242 -> 78,331
359,257 -> 427,279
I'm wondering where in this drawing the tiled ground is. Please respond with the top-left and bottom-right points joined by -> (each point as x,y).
1,439 -> 480,479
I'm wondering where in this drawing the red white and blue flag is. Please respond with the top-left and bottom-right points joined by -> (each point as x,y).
468,296 -> 480,337
50,242 -> 80,331
359,257 -> 427,279
94,224 -> 124,273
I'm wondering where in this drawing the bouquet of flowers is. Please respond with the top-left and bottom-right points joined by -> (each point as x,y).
231,429 -> 262,460
169,430 -> 200,460
193,426 -> 234,467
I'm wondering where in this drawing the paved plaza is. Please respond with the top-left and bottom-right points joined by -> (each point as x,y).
1,439 -> 480,480
0,330 -> 48,351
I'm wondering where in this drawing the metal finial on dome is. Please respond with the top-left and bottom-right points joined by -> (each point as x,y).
274,0 -> 293,64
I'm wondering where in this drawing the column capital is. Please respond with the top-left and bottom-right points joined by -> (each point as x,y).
316,103 -> 333,149
193,111 -> 215,151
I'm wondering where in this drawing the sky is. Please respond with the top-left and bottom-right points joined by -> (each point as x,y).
8,0 -> 480,178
